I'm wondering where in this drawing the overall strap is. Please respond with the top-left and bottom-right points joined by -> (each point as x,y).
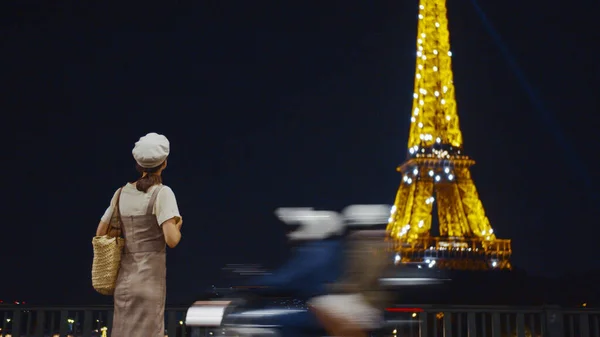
145,185 -> 165,216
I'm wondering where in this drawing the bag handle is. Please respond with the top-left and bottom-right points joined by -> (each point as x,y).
106,187 -> 125,239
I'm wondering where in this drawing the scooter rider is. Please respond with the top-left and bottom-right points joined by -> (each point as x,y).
239,207 -> 347,330
309,204 -> 393,337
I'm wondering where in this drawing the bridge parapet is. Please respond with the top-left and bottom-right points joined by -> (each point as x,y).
0,304 -> 598,337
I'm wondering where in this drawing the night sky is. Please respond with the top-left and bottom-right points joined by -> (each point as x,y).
3,1 -> 599,305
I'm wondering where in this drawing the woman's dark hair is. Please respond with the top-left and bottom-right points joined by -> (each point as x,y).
135,162 -> 165,193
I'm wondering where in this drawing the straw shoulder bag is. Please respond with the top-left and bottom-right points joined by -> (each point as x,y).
92,187 -> 126,296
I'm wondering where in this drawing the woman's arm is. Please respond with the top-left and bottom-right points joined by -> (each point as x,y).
96,221 -> 109,237
154,186 -> 183,248
96,188 -> 121,236
162,217 -> 182,248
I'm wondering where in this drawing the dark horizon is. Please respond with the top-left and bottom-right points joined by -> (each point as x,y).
3,0 -> 600,305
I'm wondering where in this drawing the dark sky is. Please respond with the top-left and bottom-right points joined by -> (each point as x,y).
2,1 -> 599,304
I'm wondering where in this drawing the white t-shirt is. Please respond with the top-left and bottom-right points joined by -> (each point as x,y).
100,183 -> 183,227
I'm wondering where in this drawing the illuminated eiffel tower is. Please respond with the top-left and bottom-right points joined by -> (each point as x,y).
386,0 -> 512,270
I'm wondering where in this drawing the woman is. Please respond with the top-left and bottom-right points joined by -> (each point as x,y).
96,132 -> 183,337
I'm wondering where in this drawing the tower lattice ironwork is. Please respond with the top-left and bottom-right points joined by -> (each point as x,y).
386,0 -> 512,270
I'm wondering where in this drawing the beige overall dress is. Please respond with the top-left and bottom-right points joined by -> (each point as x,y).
111,185 -> 167,337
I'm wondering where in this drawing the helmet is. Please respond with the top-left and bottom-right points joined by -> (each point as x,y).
275,208 -> 345,241
342,204 -> 392,230
275,204 -> 391,241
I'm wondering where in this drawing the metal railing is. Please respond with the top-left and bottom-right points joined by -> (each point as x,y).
0,306 -> 189,337
383,305 -> 600,337
1,304 -> 598,337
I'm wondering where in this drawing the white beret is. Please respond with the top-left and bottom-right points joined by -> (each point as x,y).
132,132 -> 170,168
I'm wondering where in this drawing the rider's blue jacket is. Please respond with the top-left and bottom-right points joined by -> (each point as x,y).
247,238 -> 345,299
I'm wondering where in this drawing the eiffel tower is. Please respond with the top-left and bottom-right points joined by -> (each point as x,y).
386,0 -> 512,270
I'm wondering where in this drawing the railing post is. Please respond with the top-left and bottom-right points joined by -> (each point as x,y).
11,309 -> 22,337
167,310 -> 178,337
443,312 -> 452,337
106,309 -> 114,336
579,313 -> 590,337
467,312 -> 476,337
420,311 -> 429,337
593,315 -> 600,337
83,310 -> 93,337
35,310 -> 46,337
491,312 -> 502,337
59,310 -> 69,336
544,308 -> 564,337
516,313 -> 526,337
